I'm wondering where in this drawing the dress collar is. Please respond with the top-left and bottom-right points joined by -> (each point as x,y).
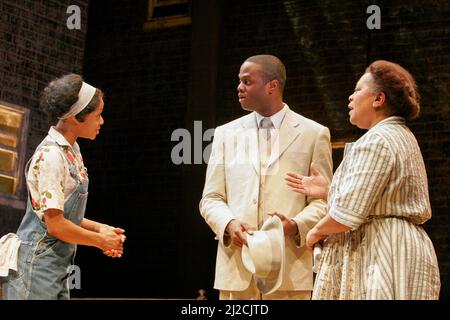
47,126 -> 81,154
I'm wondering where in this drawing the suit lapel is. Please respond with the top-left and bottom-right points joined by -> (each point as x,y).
268,108 -> 302,167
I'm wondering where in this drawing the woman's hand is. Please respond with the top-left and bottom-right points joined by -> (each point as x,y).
99,224 -> 126,258
306,227 -> 327,251
285,163 -> 329,200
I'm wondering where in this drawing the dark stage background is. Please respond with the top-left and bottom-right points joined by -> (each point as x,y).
1,0 -> 449,299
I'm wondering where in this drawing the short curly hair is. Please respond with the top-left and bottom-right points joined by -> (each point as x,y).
40,74 -> 103,124
366,60 -> 420,121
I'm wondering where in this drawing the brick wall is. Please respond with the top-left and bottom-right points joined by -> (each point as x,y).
0,0 -> 88,235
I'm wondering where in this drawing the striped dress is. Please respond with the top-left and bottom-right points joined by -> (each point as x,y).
313,116 -> 441,300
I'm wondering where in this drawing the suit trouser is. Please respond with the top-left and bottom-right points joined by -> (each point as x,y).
219,277 -> 311,300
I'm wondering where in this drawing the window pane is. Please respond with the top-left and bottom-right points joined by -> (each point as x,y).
0,108 -> 21,148
0,174 -> 16,194
0,103 -> 26,198
0,149 -> 15,173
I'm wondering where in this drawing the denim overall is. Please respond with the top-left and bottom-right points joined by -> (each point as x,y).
2,140 -> 88,300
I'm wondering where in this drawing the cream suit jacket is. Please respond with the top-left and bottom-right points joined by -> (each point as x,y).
199,105 -> 333,291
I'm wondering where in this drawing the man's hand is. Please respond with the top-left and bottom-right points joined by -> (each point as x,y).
268,211 -> 298,237
225,219 -> 254,248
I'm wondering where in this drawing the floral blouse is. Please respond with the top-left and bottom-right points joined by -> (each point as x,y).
27,127 -> 88,219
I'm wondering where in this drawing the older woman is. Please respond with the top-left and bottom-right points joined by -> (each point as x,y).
2,74 -> 126,300
285,60 -> 440,299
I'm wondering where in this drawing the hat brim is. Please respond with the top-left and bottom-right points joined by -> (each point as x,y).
241,215 -> 285,295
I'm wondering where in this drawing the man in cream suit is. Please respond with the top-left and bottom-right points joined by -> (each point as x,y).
199,55 -> 333,299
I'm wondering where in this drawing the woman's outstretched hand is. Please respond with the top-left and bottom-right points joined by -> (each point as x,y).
285,163 -> 329,201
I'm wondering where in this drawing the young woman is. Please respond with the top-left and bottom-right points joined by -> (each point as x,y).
2,74 -> 126,300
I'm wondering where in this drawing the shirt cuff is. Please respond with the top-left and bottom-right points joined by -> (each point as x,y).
294,219 -> 309,248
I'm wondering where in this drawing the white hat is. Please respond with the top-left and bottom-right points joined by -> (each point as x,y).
241,215 -> 285,295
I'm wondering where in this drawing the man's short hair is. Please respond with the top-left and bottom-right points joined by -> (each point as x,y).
245,54 -> 286,92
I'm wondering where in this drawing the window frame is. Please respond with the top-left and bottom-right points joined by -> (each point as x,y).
0,100 -> 30,210
143,0 -> 191,31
